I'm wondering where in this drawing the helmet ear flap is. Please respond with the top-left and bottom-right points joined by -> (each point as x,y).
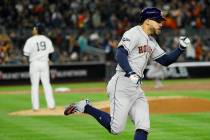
138,12 -> 145,24
138,8 -> 148,24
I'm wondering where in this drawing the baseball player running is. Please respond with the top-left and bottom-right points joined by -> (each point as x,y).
64,7 -> 191,140
23,23 -> 55,111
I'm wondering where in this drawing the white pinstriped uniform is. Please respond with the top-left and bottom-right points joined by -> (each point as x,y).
107,26 -> 165,133
23,35 -> 55,110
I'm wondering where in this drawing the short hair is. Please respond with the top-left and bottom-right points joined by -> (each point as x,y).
34,23 -> 45,34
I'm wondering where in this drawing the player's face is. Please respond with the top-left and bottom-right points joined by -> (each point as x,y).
148,19 -> 163,35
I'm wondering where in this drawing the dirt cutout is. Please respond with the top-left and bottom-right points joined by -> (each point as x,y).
9,96 -> 210,116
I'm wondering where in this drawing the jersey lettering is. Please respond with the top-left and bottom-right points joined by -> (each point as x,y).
122,37 -> 131,42
37,41 -> 46,51
138,45 -> 152,53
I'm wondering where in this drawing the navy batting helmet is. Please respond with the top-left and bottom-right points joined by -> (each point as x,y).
139,7 -> 166,24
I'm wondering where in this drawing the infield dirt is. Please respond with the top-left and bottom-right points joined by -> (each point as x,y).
9,96 -> 210,116
7,80 -> 210,116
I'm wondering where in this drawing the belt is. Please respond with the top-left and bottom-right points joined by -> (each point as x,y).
116,71 -> 143,85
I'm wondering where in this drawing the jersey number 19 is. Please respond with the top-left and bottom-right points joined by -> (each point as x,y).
37,41 -> 46,51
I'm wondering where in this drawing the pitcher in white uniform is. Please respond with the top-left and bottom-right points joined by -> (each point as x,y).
64,7 -> 191,140
23,23 -> 55,111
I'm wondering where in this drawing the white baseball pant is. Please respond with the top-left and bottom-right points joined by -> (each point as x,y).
30,61 -> 55,110
107,71 -> 150,134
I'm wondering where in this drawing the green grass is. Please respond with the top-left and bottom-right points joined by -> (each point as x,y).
0,79 -> 210,140
0,82 -> 106,91
150,113 -> 210,140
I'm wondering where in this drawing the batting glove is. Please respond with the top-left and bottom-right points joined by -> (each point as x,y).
127,72 -> 142,85
179,36 -> 191,50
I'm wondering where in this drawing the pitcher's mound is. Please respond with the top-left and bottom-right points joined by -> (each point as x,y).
9,96 -> 210,116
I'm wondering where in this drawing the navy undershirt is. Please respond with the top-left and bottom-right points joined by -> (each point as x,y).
115,46 -> 132,74
116,46 -> 184,74
155,47 -> 184,66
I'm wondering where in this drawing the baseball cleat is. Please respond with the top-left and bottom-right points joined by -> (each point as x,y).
64,99 -> 90,116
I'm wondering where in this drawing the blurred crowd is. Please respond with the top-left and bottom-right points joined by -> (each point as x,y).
0,0 -> 210,65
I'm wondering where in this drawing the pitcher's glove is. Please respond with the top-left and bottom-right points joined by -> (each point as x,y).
126,71 -> 142,85
179,36 -> 191,50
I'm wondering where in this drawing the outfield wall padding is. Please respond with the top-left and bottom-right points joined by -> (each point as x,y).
0,62 -> 210,85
